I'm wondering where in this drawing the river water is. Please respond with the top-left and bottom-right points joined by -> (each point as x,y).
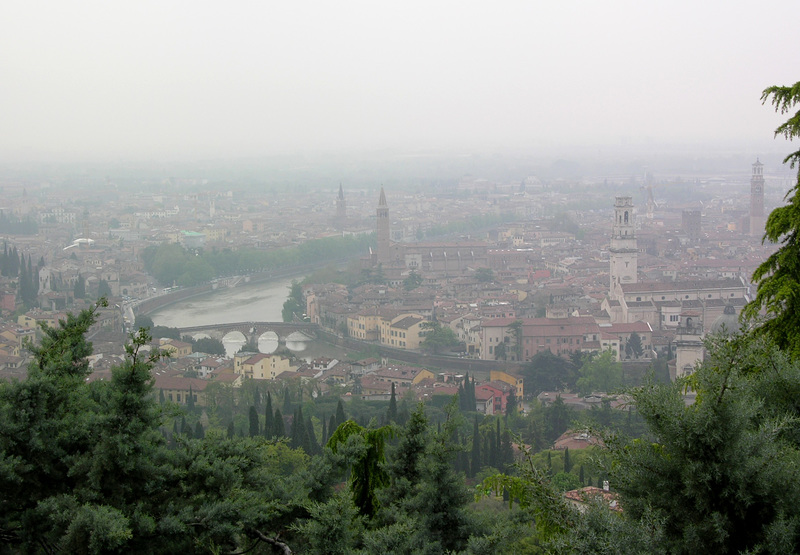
150,276 -> 303,357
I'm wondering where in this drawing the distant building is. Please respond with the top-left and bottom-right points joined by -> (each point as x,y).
609,196 -> 638,294
681,209 -> 702,242
750,159 -> 766,237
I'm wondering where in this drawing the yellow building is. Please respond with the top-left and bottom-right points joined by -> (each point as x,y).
379,313 -> 426,350
158,338 -> 193,357
490,370 -> 524,399
235,352 -> 297,380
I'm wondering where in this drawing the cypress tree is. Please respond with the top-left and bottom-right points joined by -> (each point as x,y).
564,446 -> 572,473
248,405 -> 259,437
483,434 -> 491,468
335,399 -> 346,427
264,391 -> 274,438
328,414 -> 337,441
158,388 -> 165,405
194,421 -> 204,439
305,415 -> 318,455
227,421 -> 235,438
321,414 -> 328,445
283,387 -> 292,414
291,408 -> 300,448
253,385 -> 261,411
387,382 -> 398,422
579,464 -> 585,485
274,408 -> 286,438
186,385 -> 195,412
470,416 -> 481,478
180,416 -> 188,436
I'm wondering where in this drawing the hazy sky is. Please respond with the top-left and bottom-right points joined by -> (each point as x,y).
2,1 -> 799,161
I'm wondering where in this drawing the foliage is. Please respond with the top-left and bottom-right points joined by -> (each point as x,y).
474,267 -> 495,282
420,320 -> 460,353
327,420 -> 394,518
605,333 -> 800,554
744,81 -> 800,359
403,269 -> 423,290
522,351 -> 578,395
183,335 -> 226,355
576,349 -> 622,395
282,280 -> 305,323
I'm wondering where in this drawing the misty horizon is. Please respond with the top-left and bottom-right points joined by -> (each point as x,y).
2,1 -> 799,164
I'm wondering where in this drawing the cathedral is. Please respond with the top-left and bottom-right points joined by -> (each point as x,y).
369,188 -> 490,275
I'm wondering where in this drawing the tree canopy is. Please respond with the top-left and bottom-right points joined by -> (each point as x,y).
745,81 -> 800,359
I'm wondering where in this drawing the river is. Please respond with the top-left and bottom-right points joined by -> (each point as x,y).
150,276 -> 303,357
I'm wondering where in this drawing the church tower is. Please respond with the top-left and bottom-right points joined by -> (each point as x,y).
609,196 -> 638,293
376,187 -> 390,265
750,159 -> 765,237
335,183 -> 347,228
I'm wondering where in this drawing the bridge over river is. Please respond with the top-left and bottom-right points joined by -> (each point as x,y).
178,321 -> 318,351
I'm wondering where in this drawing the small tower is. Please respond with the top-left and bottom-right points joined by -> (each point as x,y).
750,159 -> 765,237
376,187 -> 390,266
673,311 -> 704,380
335,183 -> 347,224
609,196 -> 638,294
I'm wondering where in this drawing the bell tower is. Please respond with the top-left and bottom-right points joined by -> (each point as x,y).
609,196 -> 638,293
376,187 -> 390,266
750,159 -> 765,237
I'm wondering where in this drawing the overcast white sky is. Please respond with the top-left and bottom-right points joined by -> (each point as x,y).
1,1 -> 799,161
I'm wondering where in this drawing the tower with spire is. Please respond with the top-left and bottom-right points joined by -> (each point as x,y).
376,187 -> 391,266
335,183 -> 346,225
609,196 -> 638,295
750,159 -> 765,237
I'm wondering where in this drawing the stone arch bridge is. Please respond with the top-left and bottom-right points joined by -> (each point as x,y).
177,321 -> 318,347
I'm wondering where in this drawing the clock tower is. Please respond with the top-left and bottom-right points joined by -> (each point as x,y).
750,159 -> 765,237
609,196 -> 638,294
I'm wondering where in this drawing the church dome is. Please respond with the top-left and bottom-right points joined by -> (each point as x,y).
710,304 -> 739,336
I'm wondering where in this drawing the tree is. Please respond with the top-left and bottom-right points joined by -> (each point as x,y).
98,279 -> 112,299
248,405 -> 259,437
73,274 -> 86,299
327,420 -> 394,519
576,349 -> 622,395
403,269 -> 423,291
603,334 -> 800,553
474,267 -> 494,282
282,280 -> 304,322
628,331 -> 644,359
523,351 -> 578,395
134,314 -> 154,330
419,321 -> 460,354
508,319 -> 523,361
745,81 -> 800,359
387,381 -> 398,422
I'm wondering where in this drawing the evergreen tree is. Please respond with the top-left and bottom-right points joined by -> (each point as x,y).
227,420 -> 234,438
387,381 -> 397,422
564,447 -> 572,473
305,415 -> 319,455
745,80 -> 800,359
186,385 -> 195,412
336,399 -> 346,427
194,421 -> 204,439
274,408 -> 286,438
321,414 -> 328,445
328,413 -> 337,439
264,391 -> 274,438
73,274 -> 86,299
159,388 -> 165,405
470,416 -> 481,478
248,405 -> 259,437
283,386 -> 292,414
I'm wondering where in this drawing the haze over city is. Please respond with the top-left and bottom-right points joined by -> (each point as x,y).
2,1 -> 800,164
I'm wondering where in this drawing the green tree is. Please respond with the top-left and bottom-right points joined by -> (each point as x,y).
73,274 -> 86,299
576,349 -> 622,395
745,81 -> 800,359
134,314 -> 154,330
403,269 -> 423,291
523,351 -> 578,395
282,280 -> 304,323
474,267 -> 495,282
628,331 -> 644,359
97,279 -> 112,299
420,321 -> 460,354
